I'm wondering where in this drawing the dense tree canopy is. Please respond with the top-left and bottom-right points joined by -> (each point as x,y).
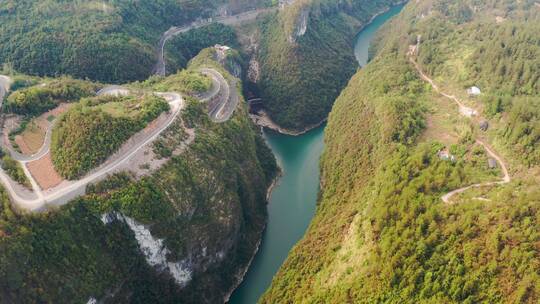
5,77 -> 99,115
0,0 -> 222,83
166,23 -> 240,73
256,0 -> 404,131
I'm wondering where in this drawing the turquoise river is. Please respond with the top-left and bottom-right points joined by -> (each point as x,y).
229,4 -> 405,303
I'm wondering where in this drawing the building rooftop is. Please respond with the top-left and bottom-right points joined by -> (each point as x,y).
468,86 -> 481,96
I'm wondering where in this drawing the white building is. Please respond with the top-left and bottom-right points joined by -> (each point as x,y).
214,44 -> 231,52
467,86 -> 481,96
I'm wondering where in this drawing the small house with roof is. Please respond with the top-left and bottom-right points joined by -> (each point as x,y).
438,148 -> 456,162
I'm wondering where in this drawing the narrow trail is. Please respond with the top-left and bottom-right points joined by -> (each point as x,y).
408,56 -> 511,203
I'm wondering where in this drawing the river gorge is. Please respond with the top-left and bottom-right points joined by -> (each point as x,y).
229,4 -> 405,303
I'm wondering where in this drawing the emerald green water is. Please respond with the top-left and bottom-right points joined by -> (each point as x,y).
354,3 -> 406,66
229,5 -> 404,303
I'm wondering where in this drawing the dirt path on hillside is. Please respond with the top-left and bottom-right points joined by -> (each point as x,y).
408,56 -> 511,203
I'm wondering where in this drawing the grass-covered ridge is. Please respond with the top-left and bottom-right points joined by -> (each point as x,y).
51,94 -> 169,179
261,0 -> 539,302
139,70 -> 212,96
256,0 -> 404,131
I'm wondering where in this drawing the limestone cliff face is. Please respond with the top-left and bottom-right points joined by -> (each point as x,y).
102,213 -> 194,287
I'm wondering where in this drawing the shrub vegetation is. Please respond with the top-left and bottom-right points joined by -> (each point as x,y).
5,77 -> 98,116
51,95 -> 169,179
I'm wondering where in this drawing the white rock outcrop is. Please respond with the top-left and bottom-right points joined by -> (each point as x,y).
86,297 -> 97,304
101,212 -> 193,287
288,9 -> 309,43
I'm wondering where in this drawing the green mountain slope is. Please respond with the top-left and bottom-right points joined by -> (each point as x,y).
256,0 -> 404,131
409,0 -> 540,166
0,49 -> 277,303
261,0 -> 539,302
0,0 -> 271,83
0,0 -> 220,83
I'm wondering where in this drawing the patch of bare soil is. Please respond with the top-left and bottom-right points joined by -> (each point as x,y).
14,136 -> 32,155
36,118 -> 49,130
44,103 -> 71,118
27,153 -> 63,190
144,117 -> 162,134
19,120 -> 46,154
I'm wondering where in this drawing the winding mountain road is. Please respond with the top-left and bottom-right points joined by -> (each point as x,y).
0,45 -> 239,211
5,121 -> 54,163
441,139 -> 510,203
0,79 -> 185,211
154,8 -> 274,76
200,68 -> 238,122
408,57 -> 511,203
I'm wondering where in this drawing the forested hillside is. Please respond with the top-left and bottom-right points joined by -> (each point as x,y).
261,0 -> 539,302
0,0 -> 269,83
0,49 -> 277,303
165,24 -> 239,72
256,0 -> 404,131
5,77 -> 98,115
